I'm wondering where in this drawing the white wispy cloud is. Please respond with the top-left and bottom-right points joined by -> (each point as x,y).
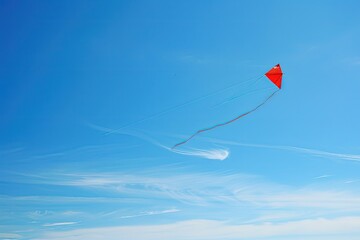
13,170 -> 360,214
0,195 -> 131,204
26,142 -> 139,162
0,233 -> 22,239
234,188 -> 360,209
35,216 -> 360,240
314,175 -> 332,179
171,147 -> 229,160
288,146 -> 360,162
27,210 -> 84,221
208,139 -> 360,163
88,123 -> 229,160
89,123 -> 360,162
345,179 -> 359,184
43,222 -> 78,227
4,170 -> 360,239
119,208 -> 180,219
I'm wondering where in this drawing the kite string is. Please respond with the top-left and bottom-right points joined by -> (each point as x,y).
105,75 -> 264,135
211,74 -> 269,109
172,88 -> 280,149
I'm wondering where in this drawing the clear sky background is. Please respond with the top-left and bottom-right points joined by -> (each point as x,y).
1,1 -> 360,239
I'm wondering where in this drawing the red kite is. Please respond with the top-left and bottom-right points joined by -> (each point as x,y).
265,64 -> 283,89
173,64 -> 283,149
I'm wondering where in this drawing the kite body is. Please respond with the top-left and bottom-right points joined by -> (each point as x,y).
265,64 -> 283,89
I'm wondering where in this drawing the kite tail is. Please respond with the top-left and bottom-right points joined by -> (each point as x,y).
172,89 -> 280,149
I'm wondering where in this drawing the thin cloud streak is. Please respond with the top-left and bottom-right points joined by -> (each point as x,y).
12,170 -> 360,213
119,209 -> 180,219
35,217 -> 360,240
0,233 -> 22,239
0,195 -> 146,205
314,175 -> 332,179
88,124 -> 230,160
43,222 -> 78,227
4,170 -> 360,236
209,139 -> 360,162
89,123 -> 360,162
171,147 -> 229,160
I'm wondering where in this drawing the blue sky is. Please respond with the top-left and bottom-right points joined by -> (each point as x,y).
1,1 -> 360,239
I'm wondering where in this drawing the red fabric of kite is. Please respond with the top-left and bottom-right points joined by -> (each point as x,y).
265,64 -> 283,89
